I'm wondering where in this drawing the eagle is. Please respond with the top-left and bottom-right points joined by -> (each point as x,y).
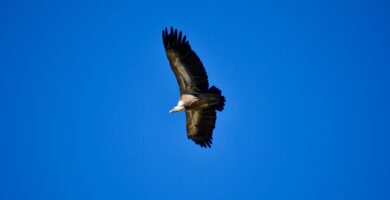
162,27 -> 226,148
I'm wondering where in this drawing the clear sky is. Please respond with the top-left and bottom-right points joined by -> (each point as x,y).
0,0 -> 389,199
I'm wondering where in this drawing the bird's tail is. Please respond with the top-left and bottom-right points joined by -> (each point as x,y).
208,86 -> 225,111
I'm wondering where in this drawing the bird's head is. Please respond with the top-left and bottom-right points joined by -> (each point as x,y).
169,105 -> 184,113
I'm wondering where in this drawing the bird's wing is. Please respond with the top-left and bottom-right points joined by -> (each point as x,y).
185,108 -> 216,148
162,27 -> 209,95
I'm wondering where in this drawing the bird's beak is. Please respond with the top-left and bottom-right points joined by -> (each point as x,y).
169,109 -> 174,113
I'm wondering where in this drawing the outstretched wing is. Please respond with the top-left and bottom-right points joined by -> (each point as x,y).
186,109 -> 216,148
162,27 -> 209,95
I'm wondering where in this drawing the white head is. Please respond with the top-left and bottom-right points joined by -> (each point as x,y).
169,105 -> 184,113
169,100 -> 185,113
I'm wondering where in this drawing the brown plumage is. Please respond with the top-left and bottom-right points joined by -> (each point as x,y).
162,27 -> 225,148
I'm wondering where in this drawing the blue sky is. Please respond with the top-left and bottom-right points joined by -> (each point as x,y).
0,0 -> 389,199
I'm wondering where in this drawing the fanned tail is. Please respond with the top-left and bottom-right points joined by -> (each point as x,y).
209,86 -> 225,111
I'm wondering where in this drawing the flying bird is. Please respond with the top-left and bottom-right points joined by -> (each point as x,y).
162,27 -> 226,148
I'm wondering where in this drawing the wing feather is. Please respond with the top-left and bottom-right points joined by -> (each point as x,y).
186,109 -> 216,148
162,27 -> 209,94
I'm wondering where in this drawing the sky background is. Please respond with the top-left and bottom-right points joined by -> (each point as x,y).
0,0 -> 389,199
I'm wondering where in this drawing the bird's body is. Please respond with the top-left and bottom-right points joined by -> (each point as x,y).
162,27 -> 225,148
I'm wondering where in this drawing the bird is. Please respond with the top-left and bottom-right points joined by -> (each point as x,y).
162,27 -> 226,148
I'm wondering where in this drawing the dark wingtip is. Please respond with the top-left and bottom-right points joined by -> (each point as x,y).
198,140 -> 212,148
178,31 -> 182,45
162,27 -> 191,52
162,27 -> 169,48
188,135 -> 213,148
